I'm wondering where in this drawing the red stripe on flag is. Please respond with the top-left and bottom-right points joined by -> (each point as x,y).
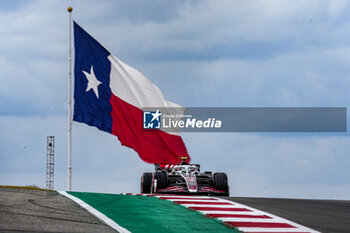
110,95 -> 189,164
174,201 -> 232,205
189,207 -> 251,211
225,222 -> 295,228
207,213 -> 271,219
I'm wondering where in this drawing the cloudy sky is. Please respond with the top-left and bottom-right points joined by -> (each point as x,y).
1,0 -> 349,199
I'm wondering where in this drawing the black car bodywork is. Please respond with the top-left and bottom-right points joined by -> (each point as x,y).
140,160 -> 229,196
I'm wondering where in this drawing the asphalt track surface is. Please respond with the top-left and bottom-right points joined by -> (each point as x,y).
224,196 -> 350,233
1,187 -> 350,233
0,187 -> 117,233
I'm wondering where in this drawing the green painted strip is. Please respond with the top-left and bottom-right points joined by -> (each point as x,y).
68,192 -> 240,233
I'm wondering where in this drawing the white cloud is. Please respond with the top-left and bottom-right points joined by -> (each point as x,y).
0,114 -> 348,199
329,0 -> 349,19
183,133 -> 350,199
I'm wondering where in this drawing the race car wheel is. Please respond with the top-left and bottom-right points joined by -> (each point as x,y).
214,173 -> 229,194
154,172 -> 168,190
141,172 -> 153,194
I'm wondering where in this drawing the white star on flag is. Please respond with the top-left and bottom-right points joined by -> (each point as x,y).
82,66 -> 102,98
151,110 -> 162,122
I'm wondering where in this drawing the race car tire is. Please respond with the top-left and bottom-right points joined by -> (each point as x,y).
141,172 -> 153,194
214,172 -> 229,195
154,172 -> 168,190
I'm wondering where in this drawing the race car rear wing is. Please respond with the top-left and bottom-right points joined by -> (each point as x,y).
155,163 -> 201,171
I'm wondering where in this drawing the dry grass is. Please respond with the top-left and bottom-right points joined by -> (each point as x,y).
0,185 -> 54,192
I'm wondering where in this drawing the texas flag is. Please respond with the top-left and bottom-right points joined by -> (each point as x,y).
73,22 -> 190,164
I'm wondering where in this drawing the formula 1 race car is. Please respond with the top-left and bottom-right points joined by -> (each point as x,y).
140,157 -> 229,196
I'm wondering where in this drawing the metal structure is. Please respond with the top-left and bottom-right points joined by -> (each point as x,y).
67,6 -> 73,191
46,136 -> 55,190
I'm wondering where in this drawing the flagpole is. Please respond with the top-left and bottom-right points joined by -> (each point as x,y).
67,6 -> 73,191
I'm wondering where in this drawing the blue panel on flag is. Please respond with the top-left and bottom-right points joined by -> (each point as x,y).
73,22 -> 113,133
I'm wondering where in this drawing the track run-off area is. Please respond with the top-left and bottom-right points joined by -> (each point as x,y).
60,191 -> 320,233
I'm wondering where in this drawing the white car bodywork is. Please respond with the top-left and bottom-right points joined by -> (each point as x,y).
171,165 -> 198,192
